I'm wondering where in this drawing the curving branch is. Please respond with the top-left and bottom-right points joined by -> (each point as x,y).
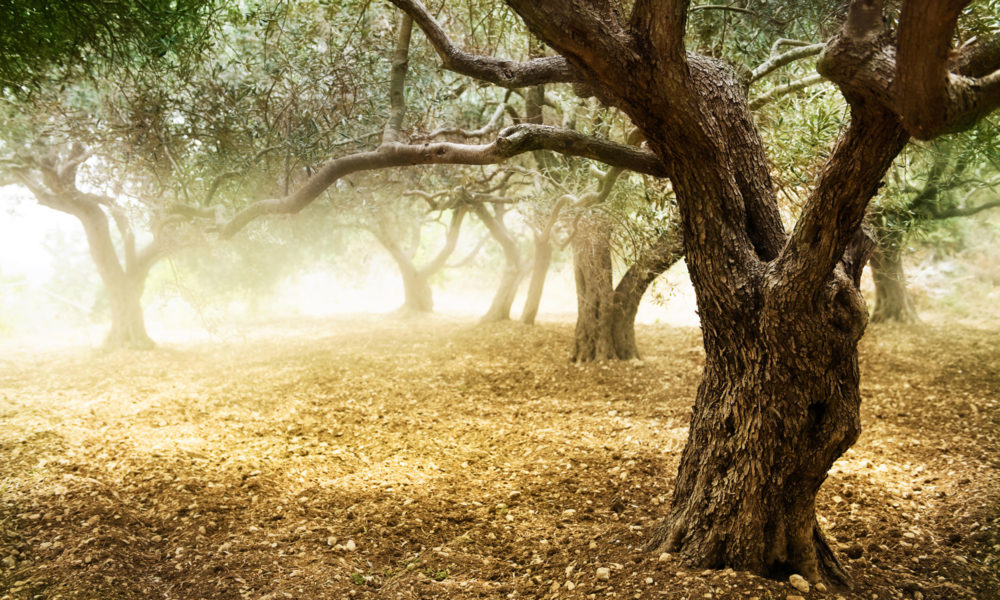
751,43 -> 826,83
387,0 -> 579,88
930,198 -> 1000,219
218,124 -> 665,238
895,0 -> 999,139
749,74 -> 826,109
772,103 -> 909,297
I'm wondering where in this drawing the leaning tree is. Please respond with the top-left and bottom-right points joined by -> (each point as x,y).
198,0 -> 1000,585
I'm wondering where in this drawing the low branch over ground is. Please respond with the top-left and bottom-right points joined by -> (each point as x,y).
218,125 -> 665,238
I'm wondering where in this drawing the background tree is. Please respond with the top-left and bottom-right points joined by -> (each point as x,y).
869,122 -> 1000,323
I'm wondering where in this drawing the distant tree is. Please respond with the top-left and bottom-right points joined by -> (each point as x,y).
4,143 -> 178,347
869,123 -> 1000,323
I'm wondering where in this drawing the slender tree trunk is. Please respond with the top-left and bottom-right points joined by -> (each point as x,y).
398,263 -> 435,313
520,232 -> 552,325
610,231 -> 684,359
869,239 -> 919,323
372,231 -> 435,313
474,203 -> 524,323
372,208 -> 466,314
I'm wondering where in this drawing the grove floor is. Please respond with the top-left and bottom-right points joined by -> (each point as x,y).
0,316 -> 998,599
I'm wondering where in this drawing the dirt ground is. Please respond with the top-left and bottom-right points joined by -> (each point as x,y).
0,316 -> 997,600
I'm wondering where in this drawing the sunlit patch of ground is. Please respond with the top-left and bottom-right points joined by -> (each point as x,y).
0,316 -> 997,599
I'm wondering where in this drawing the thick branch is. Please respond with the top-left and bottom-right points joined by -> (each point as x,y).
383,15 -> 413,143
821,0 -> 1000,139
630,0 -> 690,68
219,124 -> 664,238
388,0 -> 578,88
773,103 -> 909,296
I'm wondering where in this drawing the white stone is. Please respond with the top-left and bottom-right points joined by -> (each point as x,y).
596,567 -> 611,581
344,539 -> 357,551
789,574 -> 810,593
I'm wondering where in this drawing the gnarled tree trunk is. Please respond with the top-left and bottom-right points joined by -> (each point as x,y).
14,145 -> 160,350
78,203 -> 157,349
610,231 -> 684,360
372,207 -> 466,314
869,238 -> 919,323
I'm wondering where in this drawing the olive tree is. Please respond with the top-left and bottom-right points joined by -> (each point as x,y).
195,0 -> 1000,585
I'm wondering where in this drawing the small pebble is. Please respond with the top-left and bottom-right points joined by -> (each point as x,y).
344,540 -> 357,551
658,552 -> 670,562
596,567 -> 611,581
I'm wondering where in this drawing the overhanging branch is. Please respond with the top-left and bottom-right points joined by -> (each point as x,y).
387,0 -> 578,88
218,124 -> 664,238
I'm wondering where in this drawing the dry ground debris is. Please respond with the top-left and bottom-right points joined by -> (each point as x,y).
0,316 -> 997,599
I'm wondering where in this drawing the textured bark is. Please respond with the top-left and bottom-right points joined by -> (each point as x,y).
869,240 -> 919,324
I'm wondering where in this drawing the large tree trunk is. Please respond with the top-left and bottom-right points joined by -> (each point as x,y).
474,203 -> 524,323
520,233 -> 552,325
651,304 -> 863,584
869,239 -> 919,323
571,219 -> 683,361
